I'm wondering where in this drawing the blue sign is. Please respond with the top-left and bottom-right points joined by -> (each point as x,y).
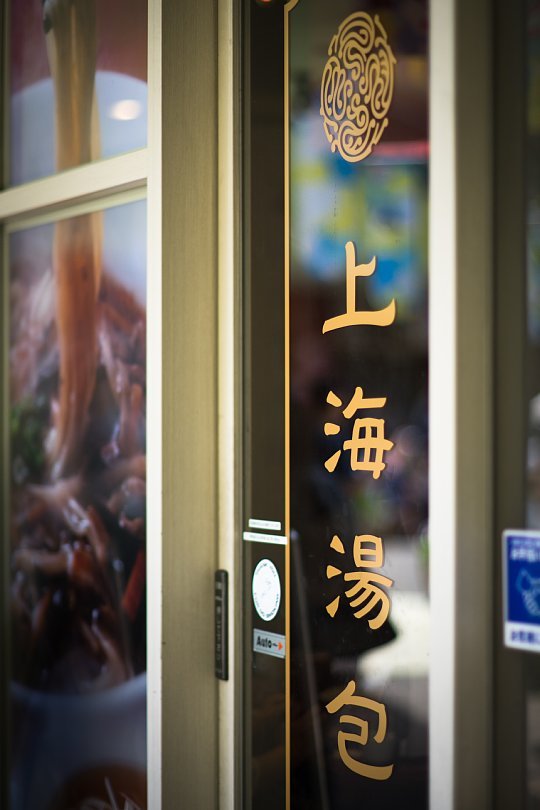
503,530 -> 540,652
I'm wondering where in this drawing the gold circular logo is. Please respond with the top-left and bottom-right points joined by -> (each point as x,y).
320,12 -> 396,163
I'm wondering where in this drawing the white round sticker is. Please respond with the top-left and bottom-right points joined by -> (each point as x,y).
252,559 -> 281,622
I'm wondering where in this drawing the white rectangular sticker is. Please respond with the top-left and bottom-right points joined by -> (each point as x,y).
253,629 -> 286,659
243,531 -> 287,546
248,518 -> 282,531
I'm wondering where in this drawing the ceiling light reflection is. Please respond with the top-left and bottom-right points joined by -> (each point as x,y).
109,99 -> 142,121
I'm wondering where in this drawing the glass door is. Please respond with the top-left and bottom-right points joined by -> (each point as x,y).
241,2 -> 429,806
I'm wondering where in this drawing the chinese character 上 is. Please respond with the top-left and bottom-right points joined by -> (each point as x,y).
326,679 -> 394,781
326,534 -> 393,629
324,387 -> 394,479
322,241 -> 396,333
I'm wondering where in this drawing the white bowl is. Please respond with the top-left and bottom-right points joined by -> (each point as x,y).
11,674 -> 147,810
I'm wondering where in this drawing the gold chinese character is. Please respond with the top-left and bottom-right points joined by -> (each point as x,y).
324,387 -> 394,479
326,534 -> 393,629
322,241 -> 396,333
326,680 -> 394,780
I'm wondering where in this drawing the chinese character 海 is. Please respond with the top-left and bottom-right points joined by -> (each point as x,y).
326,679 -> 394,780
326,534 -> 393,629
322,241 -> 396,333
324,387 -> 394,478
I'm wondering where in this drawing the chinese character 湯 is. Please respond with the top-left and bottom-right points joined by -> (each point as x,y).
326,534 -> 393,629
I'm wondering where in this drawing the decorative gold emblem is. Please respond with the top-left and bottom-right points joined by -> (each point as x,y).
320,12 -> 396,163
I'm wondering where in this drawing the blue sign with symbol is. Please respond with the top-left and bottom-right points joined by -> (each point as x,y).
503,530 -> 540,652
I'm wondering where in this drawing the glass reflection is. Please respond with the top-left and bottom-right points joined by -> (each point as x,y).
8,200 -> 147,810
9,0 -> 148,186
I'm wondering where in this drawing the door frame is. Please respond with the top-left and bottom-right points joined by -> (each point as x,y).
216,0 -> 498,807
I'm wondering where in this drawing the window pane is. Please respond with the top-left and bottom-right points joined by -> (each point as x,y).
9,0 -> 148,186
8,199 -> 147,810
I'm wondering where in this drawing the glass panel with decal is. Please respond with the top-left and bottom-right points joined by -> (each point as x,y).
9,0 -> 148,186
289,1 -> 428,807
243,0 -> 428,808
7,199 -> 147,810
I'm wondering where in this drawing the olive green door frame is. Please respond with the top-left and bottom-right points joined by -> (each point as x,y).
161,0 -> 221,808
